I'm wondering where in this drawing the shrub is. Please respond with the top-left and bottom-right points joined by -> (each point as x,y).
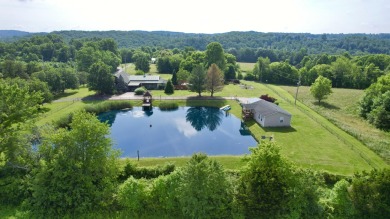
117,177 -> 150,214
135,70 -> 145,75
260,94 -> 277,103
236,142 -> 306,218
119,162 -> 175,180
244,73 -> 255,81
149,171 -> 182,215
134,86 -> 147,95
178,153 -> 233,218
158,102 -> 179,111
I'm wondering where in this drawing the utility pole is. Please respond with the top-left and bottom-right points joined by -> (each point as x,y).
294,77 -> 301,106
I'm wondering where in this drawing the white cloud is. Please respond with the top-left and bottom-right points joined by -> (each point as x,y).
174,118 -> 197,138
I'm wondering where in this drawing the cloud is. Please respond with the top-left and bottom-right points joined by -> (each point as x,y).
174,118 -> 197,138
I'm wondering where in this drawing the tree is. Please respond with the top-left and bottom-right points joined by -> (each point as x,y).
164,79 -> 174,94
87,61 -> 114,94
310,75 -> 333,104
205,63 -> 224,97
177,69 -> 190,84
360,74 -> 390,130
133,51 -> 150,73
0,79 -> 43,163
205,42 -> 226,70
178,153 -> 233,218
171,69 -> 178,85
236,142 -> 303,218
351,169 -> 390,218
28,111 -> 120,217
188,65 -> 206,97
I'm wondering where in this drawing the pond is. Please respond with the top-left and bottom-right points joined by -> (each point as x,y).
98,106 -> 257,158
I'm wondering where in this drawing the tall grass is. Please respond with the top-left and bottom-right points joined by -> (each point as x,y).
54,101 -> 132,128
158,102 -> 179,111
84,101 -> 133,114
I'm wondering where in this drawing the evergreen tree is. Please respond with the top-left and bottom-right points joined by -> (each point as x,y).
164,79 -> 174,94
171,69 -> 178,85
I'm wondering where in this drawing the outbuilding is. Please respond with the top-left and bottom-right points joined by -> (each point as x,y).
241,98 -> 292,127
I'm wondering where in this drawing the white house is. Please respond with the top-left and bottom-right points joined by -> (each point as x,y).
241,98 -> 292,127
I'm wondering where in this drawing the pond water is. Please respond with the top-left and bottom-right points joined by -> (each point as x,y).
98,107 -> 257,158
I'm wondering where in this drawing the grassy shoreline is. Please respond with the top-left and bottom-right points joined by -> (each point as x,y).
35,83 -> 388,176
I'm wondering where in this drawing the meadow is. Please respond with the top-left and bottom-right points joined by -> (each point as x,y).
36,79 -> 388,176
280,85 -> 390,164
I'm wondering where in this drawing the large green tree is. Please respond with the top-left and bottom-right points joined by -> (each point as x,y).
205,42 -> 226,71
310,75 -> 333,104
205,63 -> 224,97
188,65 -> 206,96
87,61 -> 114,94
236,142 -> 305,218
28,111 -> 120,217
133,51 -> 150,73
0,79 -> 43,163
177,153 -> 233,218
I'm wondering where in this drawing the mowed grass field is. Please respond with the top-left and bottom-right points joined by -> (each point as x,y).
35,72 -> 388,175
280,85 -> 390,164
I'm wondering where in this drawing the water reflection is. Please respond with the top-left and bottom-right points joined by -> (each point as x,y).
185,107 -> 223,131
99,110 -> 118,127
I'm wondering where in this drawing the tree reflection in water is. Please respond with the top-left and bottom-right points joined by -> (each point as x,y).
185,107 -> 223,131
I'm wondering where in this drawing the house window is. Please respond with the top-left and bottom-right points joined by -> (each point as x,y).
280,117 -> 284,123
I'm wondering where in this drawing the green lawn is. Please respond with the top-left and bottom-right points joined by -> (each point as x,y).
238,62 -> 255,73
280,85 -> 390,164
35,81 -> 388,175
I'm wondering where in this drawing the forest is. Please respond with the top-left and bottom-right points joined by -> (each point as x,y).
0,32 -> 389,218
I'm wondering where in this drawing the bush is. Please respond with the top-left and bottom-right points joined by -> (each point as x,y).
135,70 -> 145,75
244,73 -> 255,81
260,94 -> 277,103
149,171 -> 182,215
54,113 -> 73,128
158,102 -> 179,111
117,177 -> 150,214
134,87 -> 147,95
118,162 -> 175,181
178,153 -> 233,218
237,72 -> 243,80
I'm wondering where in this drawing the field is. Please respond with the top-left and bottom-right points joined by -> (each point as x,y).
238,62 -> 255,74
280,85 -> 390,164
36,80 -> 388,176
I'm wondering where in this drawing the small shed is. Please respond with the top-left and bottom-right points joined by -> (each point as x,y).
241,98 -> 292,127
142,91 -> 152,110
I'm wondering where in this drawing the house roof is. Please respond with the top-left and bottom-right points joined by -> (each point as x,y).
129,75 -> 161,81
242,99 -> 291,117
114,71 -> 131,84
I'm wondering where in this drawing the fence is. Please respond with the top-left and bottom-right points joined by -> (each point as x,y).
263,84 -> 378,169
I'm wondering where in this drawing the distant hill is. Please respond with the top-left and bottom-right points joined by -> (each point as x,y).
52,30 -> 390,55
0,30 -> 32,39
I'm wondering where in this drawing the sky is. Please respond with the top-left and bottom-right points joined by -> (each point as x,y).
0,0 -> 389,34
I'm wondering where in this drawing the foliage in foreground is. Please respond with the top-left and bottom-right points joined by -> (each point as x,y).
26,111 -> 120,217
